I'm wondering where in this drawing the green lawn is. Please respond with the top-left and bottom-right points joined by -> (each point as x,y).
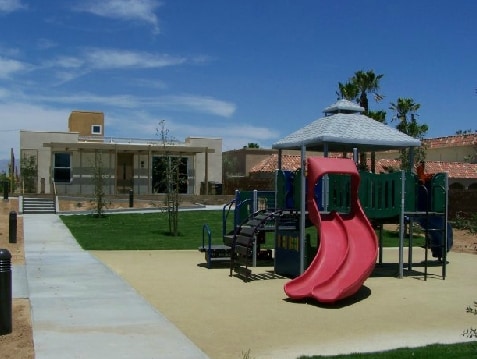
60,210 -> 233,250
297,341 -> 477,359
60,209 -> 424,250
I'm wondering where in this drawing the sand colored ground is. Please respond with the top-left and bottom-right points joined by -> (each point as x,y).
93,249 -> 477,359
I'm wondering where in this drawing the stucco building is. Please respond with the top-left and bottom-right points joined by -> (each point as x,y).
20,111 -> 222,195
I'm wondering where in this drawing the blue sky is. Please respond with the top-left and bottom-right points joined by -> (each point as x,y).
1,0 -> 476,161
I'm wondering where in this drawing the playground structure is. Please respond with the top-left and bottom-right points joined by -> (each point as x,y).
200,155 -> 452,303
200,100 -> 453,303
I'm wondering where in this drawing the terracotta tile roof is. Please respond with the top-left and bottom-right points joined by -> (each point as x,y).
249,154 -> 477,179
373,159 -> 400,173
423,134 -> 477,148
250,154 -> 301,172
414,161 -> 477,178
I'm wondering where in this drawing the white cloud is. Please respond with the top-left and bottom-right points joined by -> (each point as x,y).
36,93 -> 140,108
37,49 -> 185,85
75,0 -> 161,34
0,57 -> 26,78
51,56 -> 85,69
35,92 -> 236,117
85,48 -> 185,69
52,70 -> 90,85
0,0 -> 26,12
157,95 -> 236,117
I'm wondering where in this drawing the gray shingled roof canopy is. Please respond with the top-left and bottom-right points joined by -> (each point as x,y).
272,99 -> 421,152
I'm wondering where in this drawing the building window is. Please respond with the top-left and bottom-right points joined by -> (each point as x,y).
91,125 -> 102,135
53,153 -> 71,183
152,156 -> 188,193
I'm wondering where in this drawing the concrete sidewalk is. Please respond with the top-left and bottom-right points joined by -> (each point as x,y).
21,213 -> 209,359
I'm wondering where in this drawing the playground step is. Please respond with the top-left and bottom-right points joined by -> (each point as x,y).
199,244 -> 231,254
199,244 -> 231,268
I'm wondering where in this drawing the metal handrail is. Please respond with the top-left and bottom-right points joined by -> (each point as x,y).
202,224 -> 213,269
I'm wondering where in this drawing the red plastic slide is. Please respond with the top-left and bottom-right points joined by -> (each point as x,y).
284,157 -> 378,303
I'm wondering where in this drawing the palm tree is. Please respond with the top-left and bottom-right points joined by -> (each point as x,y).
336,81 -> 359,101
367,110 -> 387,124
389,97 -> 428,170
389,98 -> 424,135
352,70 -> 384,113
335,70 -> 384,171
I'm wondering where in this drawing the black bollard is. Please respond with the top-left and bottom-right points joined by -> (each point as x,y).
129,189 -> 134,208
9,211 -> 17,244
0,249 -> 12,335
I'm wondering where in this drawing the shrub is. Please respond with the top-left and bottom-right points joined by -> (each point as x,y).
453,212 -> 477,234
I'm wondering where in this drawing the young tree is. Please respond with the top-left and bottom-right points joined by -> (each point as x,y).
91,151 -> 107,217
156,120 -> 185,236
20,155 -> 37,193
389,97 -> 429,171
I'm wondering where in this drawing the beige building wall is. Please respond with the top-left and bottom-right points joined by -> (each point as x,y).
424,146 -> 475,162
185,137 -> 222,194
68,111 -> 104,138
20,130 -> 79,193
376,144 -> 476,163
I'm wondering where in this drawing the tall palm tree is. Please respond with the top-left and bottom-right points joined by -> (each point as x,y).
389,97 -> 428,171
352,70 -> 384,113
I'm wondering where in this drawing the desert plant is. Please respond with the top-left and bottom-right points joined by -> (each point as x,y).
453,212 -> 477,234
463,301 -> 477,339
241,349 -> 254,359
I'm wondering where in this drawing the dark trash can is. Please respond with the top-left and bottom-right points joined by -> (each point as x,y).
213,183 -> 223,195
